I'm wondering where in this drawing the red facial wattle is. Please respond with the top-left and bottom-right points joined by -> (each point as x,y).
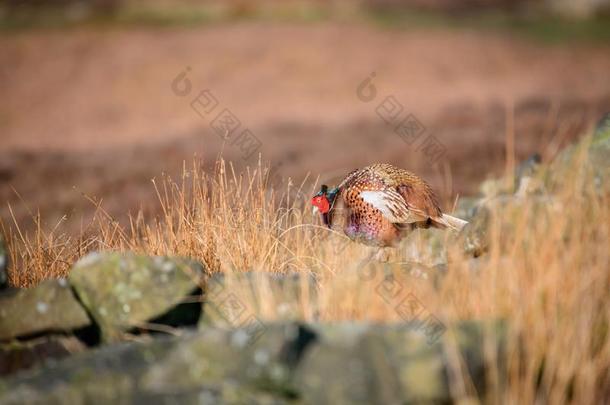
311,195 -> 330,214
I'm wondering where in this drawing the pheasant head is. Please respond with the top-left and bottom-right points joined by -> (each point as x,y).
311,184 -> 339,228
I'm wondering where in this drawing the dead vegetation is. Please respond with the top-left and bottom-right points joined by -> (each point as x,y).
2,126 -> 609,403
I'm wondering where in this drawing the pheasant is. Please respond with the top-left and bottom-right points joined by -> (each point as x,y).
311,163 -> 467,249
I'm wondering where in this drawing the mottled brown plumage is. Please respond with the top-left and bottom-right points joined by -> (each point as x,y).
313,163 -> 467,247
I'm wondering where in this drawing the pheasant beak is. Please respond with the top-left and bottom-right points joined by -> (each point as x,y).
312,206 -> 319,215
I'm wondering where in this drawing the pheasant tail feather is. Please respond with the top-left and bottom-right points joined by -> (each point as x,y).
435,214 -> 468,231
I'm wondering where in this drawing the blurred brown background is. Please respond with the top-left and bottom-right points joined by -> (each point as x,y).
1,0 -> 610,232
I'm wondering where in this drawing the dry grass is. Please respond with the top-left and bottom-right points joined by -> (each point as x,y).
2,134 -> 609,403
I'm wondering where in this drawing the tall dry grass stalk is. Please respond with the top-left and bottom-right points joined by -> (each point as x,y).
2,135 -> 609,402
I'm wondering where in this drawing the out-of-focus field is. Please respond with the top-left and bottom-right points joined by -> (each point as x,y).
1,3 -> 610,234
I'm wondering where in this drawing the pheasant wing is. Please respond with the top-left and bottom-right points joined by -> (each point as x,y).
360,189 -> 428,224
396,183 -> 442,219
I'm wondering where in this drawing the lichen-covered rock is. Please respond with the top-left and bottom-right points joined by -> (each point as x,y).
69,252 -> 206,343
401,228 -> 449,267
141,323 -> 315,399
200,272 -> 318,329
588,114 -> 610,194
514,153 -> 544,197
295,321 -> 505,404
0,323 -> 315,404
548,115 -> 610,195
479,177 -> 510,199
456,192 -> 562,259
457,205 -> 491,258
453,196 -> 481,220
0,235 -> 7,290
292,323 -> 375,403
0,322 -> 505,404
0,336 -> 85,376
0,279 -> 90,341
479,153 -> 545,199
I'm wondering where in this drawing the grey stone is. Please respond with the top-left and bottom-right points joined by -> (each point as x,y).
515,153 -> 542,186
399,228 -> 449,267
479,177 -> 511,198
588,115 -> 610,194
0,235 -> 7,290
0,336 -> 85,376
479,153 -> 545,199
69,252 -> 206,343
456,192 -> 562,258
0,279 -> 90,341
0,322 -> 506,404
548,116 -> 610,194
514,153 -> 543,196
457,205 -> 491,258
453,196 -> 481,220
0,323 -> 315,404
0,321 -> 505,404
295,321 -> 506,404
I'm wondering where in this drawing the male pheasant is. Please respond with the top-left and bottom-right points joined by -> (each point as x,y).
311,163 -> 467,248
